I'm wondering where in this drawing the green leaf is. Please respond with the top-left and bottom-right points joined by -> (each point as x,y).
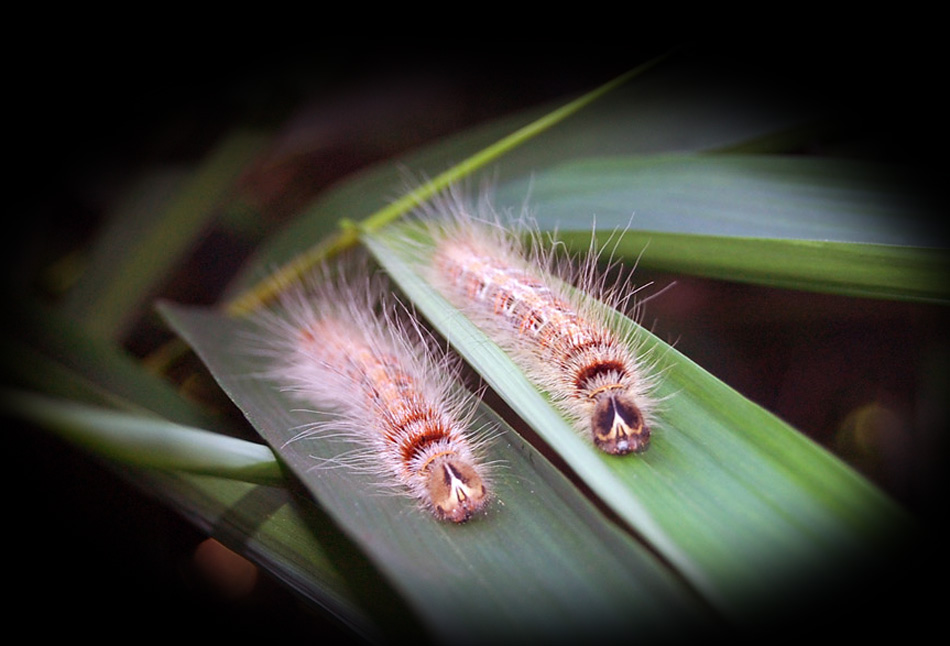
0,299 -> 222,428
500,155 -> 940,245
363,221 -> 912,623
0,388 -> 283,485
494,155 -> 948,303
603,232 -> 948,303
158,301 -> 717,642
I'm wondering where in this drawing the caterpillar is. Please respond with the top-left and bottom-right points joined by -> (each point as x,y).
252,266 -> 491,523
414,186 -> 658,456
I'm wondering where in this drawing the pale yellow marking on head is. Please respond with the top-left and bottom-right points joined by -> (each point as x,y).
586,383 -> 626,400
420,449 -> 456,473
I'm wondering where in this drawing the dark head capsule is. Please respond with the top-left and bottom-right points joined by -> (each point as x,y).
591,391 -> 650,455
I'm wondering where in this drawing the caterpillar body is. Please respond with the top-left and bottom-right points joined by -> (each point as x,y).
254,268 -> 491,523
416,188 -> 657,455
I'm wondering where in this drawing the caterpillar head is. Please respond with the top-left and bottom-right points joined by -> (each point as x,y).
591,391 -> 650,455
425,455 -> 488,523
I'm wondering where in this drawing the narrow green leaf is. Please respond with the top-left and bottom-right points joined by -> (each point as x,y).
588,232 -> 949,303
1,299 -> 223,429
159,301 -> 718,642
494,155 -> 947,302
364,223 -> 912,623
1,388 -> 283,485
498,155 -> 941,246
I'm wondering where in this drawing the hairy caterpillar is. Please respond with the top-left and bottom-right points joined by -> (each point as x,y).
252,266 -> 491,523
414,186 -> 658,455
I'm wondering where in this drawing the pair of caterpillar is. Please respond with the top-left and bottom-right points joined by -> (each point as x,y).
256,188 -> 656,523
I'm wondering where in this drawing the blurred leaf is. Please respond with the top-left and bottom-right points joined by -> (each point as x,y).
62,129 -> 270,339
119,468 -> 388,641
1,388 -> 282,484
604,232 -> 947,303
0,299 -> 221,427
500,155 -> 941,245
493,155 -> 947,303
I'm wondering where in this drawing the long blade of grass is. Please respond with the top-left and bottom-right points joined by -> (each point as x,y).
494,155 -> 947,302
159,300 -> 719,642
500,155 -> 942,244
364,223 -> 912,623
1,388 -> 283,485
1,299 -> 222,428
599,231 -> 948,303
